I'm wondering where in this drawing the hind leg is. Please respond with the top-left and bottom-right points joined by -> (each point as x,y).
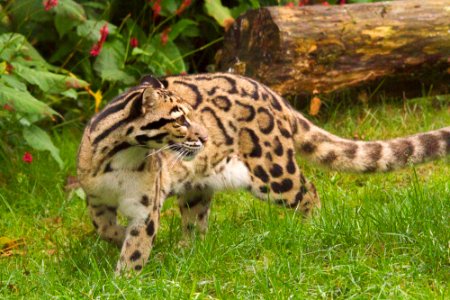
178,190 -> 213,238
249,170 -> 320,216
240,135 -> 320,216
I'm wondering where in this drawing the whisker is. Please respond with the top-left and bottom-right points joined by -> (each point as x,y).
168,150 -> 180,163
170,148 -> 188,168
145,144 -> 173,159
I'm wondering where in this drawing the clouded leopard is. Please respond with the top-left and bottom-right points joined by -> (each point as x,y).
77,73 -> 450,274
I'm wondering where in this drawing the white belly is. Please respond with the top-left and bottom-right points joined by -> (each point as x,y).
191,156 -> 252,191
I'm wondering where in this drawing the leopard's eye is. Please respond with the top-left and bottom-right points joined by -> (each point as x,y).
175,115 -> 189,127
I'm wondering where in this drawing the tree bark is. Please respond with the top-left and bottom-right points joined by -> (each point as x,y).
217,0 -> 450,96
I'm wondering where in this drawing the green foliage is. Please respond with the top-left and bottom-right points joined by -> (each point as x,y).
0,0 -> 231,167
0,32 -> 88,168
22,125 -> 64,169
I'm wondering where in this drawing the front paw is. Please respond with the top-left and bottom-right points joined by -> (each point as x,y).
115,255 -> 144,277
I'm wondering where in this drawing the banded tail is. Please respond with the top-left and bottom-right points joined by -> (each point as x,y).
293,112 -> 450,173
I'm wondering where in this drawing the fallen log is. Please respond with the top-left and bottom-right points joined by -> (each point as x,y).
217,0 -> 450,97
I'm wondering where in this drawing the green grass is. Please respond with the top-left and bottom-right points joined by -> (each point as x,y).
1,95 -> 449,299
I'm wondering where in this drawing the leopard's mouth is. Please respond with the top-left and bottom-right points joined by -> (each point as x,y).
168,142 -> 203,161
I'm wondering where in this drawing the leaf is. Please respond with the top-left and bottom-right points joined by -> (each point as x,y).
131,47 -> 155,57
0,33 -> 46,62
54,14 -> 77,38
99,69 -> 135,84
23,125 -> 64,169
54,0 -> 86,22
76,20 -> 117,42
8,0 -> 51,23
82,1 -> 108,10
143,38 -> 186,75
169,19 -> 199,41
0,83 -> 58,116
61,89 -> 78,99
204,0 -> 234,29
309,96 -> 322,116
0,74 -> 28,91
124,19 -> 148,45
11,62 -> 89,94
159,0 -> 179,16
53,0 -> 87,36
93,39 -> 135,84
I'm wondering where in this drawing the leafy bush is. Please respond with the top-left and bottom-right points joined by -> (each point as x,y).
1,0 -> 249,167
0,32 -> 88,168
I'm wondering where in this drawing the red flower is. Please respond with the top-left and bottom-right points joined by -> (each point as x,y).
130,37 -> 139,48
152,0 -> 161,20
322,1 -> 330,6
161,27 -> 171,46
298,0 -> 309,6
90,43 -> 102,57
176,0 -> 192,15
99,24 -> 109,43
285,2 -> 295,8
3,103 -> 13,111
90,24 -> 109,57
43,0 -> 58,11
340,0 -> 346,4
23,152 -> 33,164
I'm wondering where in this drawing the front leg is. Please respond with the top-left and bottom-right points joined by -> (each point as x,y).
115,196 -> 161,274
88,202 -> 125,247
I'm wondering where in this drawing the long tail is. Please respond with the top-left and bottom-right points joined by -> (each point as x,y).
292,112 -> 450,173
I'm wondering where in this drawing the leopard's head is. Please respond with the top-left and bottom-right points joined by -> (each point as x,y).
130,76 -> 208,160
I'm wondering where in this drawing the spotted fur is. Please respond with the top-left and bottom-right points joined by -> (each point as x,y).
77,73 -> 450,274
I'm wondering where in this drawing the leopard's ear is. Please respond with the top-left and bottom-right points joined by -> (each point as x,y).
140,75 -> 164,89
142,86 -> 158,114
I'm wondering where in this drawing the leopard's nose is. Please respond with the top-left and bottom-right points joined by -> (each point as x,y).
199,135 -> 208,144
